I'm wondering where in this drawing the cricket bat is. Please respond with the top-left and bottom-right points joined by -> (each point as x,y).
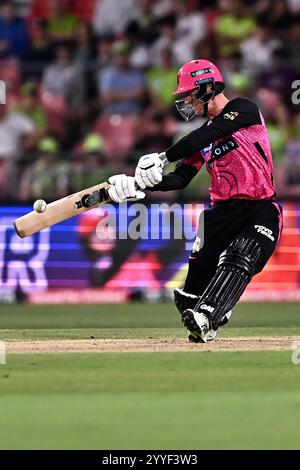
14,153 -> 168,238
14,182 -> 111,238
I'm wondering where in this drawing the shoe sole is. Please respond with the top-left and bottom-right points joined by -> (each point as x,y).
182,310 -> 205,337
188,333 -> 205,343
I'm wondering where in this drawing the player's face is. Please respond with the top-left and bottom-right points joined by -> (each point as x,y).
175,83 -> 216,120
184,93 -> 205,115
175,89 -> 205,121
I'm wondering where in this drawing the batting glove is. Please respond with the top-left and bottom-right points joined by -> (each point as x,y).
135,153 -> 163,189
108,174 -> 145,203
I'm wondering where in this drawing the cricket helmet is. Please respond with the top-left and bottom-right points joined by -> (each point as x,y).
173,59 -> 225,120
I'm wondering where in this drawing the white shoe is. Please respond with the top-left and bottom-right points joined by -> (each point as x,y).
182,309 -> 217,343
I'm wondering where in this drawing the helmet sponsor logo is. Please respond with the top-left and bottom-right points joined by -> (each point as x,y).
191,68 -> 212,77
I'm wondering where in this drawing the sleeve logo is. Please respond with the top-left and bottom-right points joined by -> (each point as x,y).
224,111 -> 239,120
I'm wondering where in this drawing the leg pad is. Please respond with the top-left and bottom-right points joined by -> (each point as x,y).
194,238 -> 262,329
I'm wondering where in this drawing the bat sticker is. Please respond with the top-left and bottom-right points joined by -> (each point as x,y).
75,188 -> 110,209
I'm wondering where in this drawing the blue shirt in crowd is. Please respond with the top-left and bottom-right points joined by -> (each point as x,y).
0,16 -> 29,58
99,66 -> 144,116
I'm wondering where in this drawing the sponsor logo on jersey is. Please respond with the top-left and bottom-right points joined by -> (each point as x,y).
202,143 -> 212,154
254,225 -> 275,241
224,111 -> 239,120
208,137 -> 239,167
200,304 -> 214,313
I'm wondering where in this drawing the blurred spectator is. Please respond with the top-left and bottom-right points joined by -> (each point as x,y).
0,0 -> 29,59
257,48 -> 296,105
147,47 -> 177,108
285,16 -> 300,74
42,43 -> 83,109
92,0 -> 138,36
240,22 -> 282,76
0,102 -> 37,198
98,40 -> 145,116
19,137 -> 68,200
41,42 -> 86,145
13,0 -> 32,17
151,5 -> 206,66
287,0 -> 300,13
240,1 -> 270,16
0,101 -> 37,161
151,14 -> 178,66
174,0 -> 207,60
152,0 -> 174,17
73,23 -> 97,124
127,0 -> 158,46
69,133 -> 111,191
266,120 -> 288,165
227,71 -> 253,97
23,18 -> 54,80
13,81 -> 47,138
74,22 -> 94,67
214,0 -> 256,58
256,88 -> 289,164
125,21 -> 152,70
262,0 -> 294,36
0,57 -> 21,95
47,0 -> 80,43
95,35 -> 113,70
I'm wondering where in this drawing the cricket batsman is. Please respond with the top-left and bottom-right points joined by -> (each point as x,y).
107,59 -> 283,343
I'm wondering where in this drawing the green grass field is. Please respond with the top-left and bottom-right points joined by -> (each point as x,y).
1,302 -> 300,450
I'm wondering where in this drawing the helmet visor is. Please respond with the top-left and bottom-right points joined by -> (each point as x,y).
175,96 -> 197,121
174,82 -> 216,121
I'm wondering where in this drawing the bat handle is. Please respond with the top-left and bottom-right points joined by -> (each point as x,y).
158,151 -> 169,168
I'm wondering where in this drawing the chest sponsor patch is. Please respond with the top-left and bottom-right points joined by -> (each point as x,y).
208,137 -> 239,166
254,225 -> 275,241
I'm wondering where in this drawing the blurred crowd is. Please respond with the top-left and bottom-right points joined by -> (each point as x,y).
0,0 -> 300,203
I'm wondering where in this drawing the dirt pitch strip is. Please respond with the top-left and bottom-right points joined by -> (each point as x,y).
6,336 -> 298,354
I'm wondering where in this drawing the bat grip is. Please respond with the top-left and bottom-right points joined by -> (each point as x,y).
158,151 -> 169,168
